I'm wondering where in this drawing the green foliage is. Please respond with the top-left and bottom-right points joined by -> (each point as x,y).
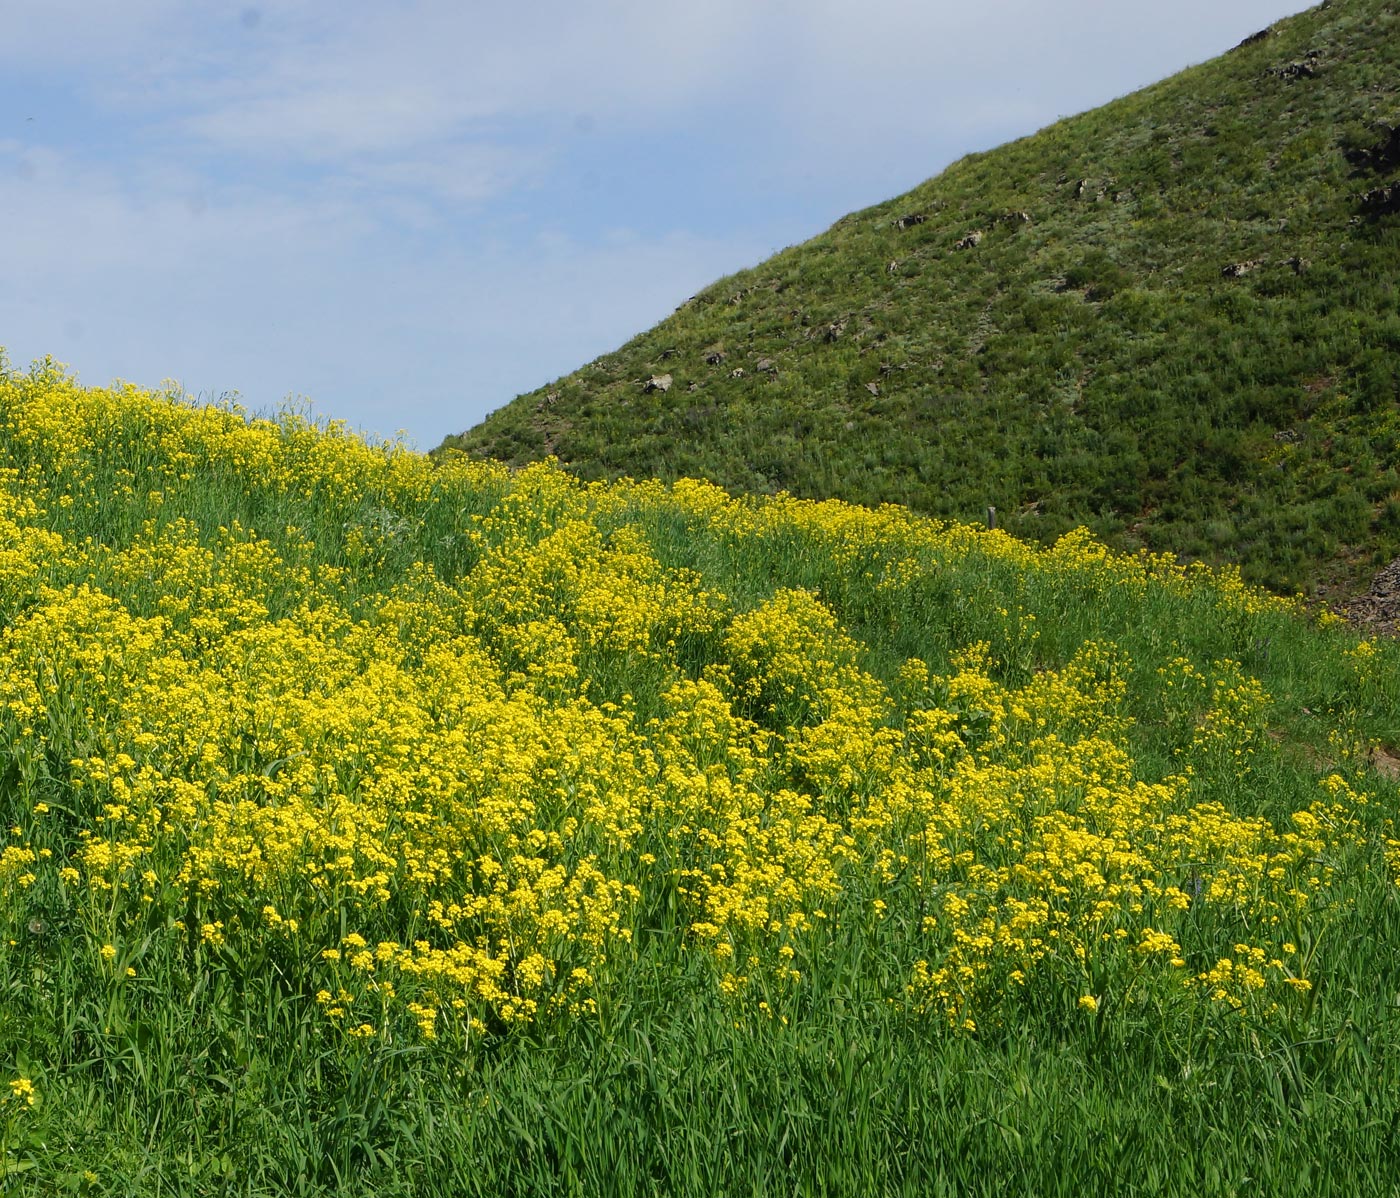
444,0 -> 1400,594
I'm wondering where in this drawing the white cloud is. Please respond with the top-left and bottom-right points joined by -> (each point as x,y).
0,135 -> 765,443
0,142 -> 368,278
146,2 -> 767,162
2,0 -> 191,64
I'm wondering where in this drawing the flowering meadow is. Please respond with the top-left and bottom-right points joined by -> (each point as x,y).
1,357 -> 1398,1195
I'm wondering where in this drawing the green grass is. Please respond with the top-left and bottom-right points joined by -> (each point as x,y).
22,979 -> 1400,1196
2,366 -> 1400,1195
443,0 -> 1400,596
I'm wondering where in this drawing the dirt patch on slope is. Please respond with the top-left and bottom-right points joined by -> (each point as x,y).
1370,746 -> 1400,782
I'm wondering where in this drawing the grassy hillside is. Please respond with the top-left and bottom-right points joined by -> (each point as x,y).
3,359 -> 1400,1195
444,0 -> 1400,594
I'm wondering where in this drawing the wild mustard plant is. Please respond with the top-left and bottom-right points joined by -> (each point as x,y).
0,363 -> 1381,1065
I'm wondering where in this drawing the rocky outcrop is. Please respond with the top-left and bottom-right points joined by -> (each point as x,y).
1267,51 -> 1321,81
1345,557 -> 1400,636
1359,183 -> 1400,217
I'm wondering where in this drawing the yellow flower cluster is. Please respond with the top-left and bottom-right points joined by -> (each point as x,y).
0,365 -> 1372,1046
5,1077 -> 35,1108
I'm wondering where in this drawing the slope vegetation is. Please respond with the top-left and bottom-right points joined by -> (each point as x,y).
445,0 -> 1400,593
2,362 -> 1400,1194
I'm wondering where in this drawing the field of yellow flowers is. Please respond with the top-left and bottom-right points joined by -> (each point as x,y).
1,356 -> 1398,1195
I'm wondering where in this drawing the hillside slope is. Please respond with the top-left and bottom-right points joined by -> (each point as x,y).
443,0 -> 1400,593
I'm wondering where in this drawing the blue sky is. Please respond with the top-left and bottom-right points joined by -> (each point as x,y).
2,0 -> 1304,449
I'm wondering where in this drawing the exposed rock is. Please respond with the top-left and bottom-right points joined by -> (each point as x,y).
703,350 -> 726,366
658,347 -> 679,361
729,368 -> 745,379
1071,178 -> 1111,202
894,212 -> 927,230
1234,26 -> 1274,50
1285,255 -> 1311,274
1221,259 -> 1263,278
756,357 -> 776,373
1359,183 -> 1400,217
820,320 -> 847,343
997,210 -> 1032,225
1370,557 -> 1400,599
1345,557 -> 1400,637
865,382 -> 880,396
954,230 -> 984,251
642,373 -> 673,394
687,382 -> 701,393
1346,124 -> 1400,173
1268,51 -> 1321,81
887,260 -> 901,275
